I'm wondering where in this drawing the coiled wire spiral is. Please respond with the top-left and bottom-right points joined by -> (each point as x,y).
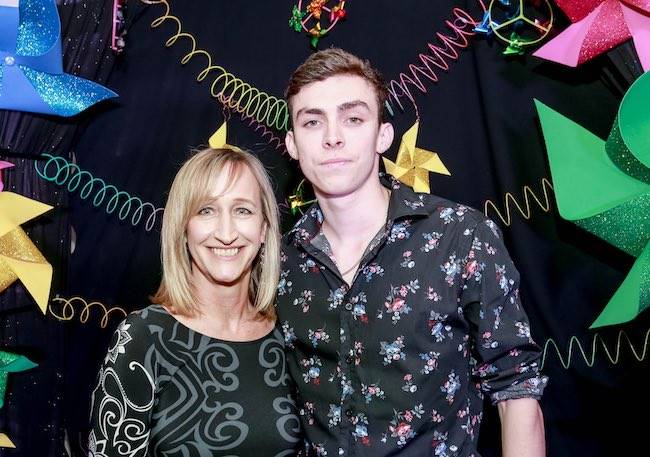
35,154 -> 163,231
540,329 -> 650,370
483,177 -> 554,227
142,0 -> 290,132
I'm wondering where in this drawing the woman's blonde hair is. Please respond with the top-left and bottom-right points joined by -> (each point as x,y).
151,147 -> 281,320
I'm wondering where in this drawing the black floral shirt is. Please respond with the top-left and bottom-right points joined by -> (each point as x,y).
277,178 -> 547,457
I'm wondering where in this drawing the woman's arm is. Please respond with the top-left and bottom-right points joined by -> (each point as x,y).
88,316 -> 156,457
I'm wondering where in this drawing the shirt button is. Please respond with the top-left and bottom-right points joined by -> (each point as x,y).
345,408 -> 354,417
345,354 -> 354,364
344,303 -> 352,311
4,56 -> 15,66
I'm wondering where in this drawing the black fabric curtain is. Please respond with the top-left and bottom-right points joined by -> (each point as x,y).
1,1 -> 649,456
0,1 -> 117,456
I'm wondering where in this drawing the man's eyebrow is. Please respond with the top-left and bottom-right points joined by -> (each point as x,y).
295,101 -> 371,118
295,107 -> 325,118
338,100 -> 370,112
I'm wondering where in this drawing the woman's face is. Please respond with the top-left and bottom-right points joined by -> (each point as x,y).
186,164 -> 267,291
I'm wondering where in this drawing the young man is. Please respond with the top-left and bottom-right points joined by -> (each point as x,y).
279,48 -> 547,456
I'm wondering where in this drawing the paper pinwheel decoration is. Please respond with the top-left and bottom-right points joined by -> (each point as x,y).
209,121 -> 234,150
288,179 -> 316,216
0,349 -> 37,448
383,121 -> 450,194
533,0 -> 650,71
0,191 -> 53,313
535,70 -> 650,328
0,161 -> 13,191
0,349 -> 37,409
208,121 -> 247,153
0,0 -> 117,116
0,433 -> 14,448
473,0 -> 554,56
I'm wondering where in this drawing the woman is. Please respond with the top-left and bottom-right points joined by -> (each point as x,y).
89,148 -> 301,456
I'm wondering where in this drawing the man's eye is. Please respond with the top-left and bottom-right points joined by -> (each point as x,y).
348,117 -> 363,124
303,119 -> 319,127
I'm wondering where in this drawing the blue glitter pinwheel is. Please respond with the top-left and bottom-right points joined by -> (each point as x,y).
0,0 -> 117,117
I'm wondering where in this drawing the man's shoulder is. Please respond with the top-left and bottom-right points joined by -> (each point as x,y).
281,224 -> 302,248
282,204 -> 322,246
415,192 -> 487,230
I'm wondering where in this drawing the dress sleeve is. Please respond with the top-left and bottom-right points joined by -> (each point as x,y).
459,218 -> 548,404
88,312 -> 156,457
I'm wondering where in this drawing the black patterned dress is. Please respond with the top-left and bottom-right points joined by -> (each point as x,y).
89,305 -> 302,457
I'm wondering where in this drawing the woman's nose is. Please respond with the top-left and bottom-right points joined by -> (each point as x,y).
213,215 -> 237,244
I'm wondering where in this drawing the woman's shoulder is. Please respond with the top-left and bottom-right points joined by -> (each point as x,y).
118,304 -> 175,336
100,305 -> 171,370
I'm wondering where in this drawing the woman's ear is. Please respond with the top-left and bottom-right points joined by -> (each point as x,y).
261,221 -> 268,244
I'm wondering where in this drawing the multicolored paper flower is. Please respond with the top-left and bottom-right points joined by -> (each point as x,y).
0,0 -> 117,116
288,1 -> 348,49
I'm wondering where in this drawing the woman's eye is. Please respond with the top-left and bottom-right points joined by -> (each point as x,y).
236,207 -> 253,215
198,207 -> 213,215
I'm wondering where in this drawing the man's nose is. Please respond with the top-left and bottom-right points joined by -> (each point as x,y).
323,122 -> 344,149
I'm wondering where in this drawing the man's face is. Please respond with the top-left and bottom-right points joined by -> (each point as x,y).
285,74 -> 394,199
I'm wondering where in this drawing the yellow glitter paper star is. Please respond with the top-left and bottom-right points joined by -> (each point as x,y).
0,192 -> 53,313
208,121 -> 242,151
383,121 -> 450,193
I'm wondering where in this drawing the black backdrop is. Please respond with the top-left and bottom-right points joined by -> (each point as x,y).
1,1 -> 649,456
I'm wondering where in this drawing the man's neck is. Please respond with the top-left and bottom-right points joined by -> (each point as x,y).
316,178 -> 390,246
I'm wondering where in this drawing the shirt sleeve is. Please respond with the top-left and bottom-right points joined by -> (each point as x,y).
88,313 -> 156,457
459,218 -> 548,404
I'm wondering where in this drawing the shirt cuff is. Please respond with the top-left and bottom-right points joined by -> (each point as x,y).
490,374 -> 549,405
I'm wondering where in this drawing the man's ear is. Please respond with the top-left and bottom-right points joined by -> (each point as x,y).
285,130 -> 299,160
376,122 -> 395,155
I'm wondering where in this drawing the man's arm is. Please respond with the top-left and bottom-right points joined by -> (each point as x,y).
497,397 -> 545,457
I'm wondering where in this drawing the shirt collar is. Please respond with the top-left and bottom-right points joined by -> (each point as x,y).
383,174 -> 434,221
287,174 -> 434,246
